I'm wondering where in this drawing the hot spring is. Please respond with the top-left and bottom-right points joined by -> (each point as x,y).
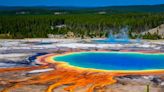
53,52 -> 164,71
2,51 -> 162,92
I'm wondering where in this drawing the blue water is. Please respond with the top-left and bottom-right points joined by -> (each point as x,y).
35,42 -> 53,45
92,39 -> 131,44
53,52 -> 164,71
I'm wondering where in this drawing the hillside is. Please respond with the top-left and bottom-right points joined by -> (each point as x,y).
0,4 -> 164,15
143,24 -> 164,38
0,4 -> 164,39
0,13 -> 164,39
101,4 -> 164,12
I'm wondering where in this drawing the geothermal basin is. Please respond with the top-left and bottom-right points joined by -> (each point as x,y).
53,51 -> 164,71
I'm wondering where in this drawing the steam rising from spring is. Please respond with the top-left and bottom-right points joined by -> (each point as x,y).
107,27 -> 141,43
108,27 -> 129,43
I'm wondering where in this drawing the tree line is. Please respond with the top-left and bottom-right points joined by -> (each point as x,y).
0,13 -> 164,39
